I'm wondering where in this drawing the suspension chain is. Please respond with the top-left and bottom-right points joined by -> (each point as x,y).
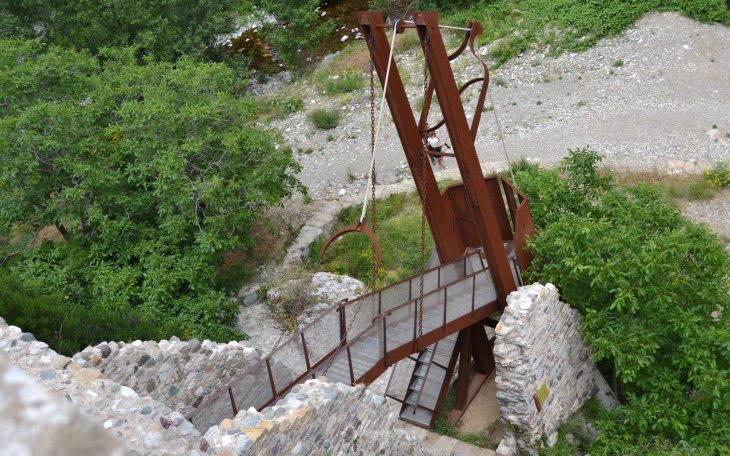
417,37 -> 430,339
369,60 -> 377,291
418,153 -> 427,338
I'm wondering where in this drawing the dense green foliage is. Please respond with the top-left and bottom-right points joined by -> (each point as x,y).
255,0 -> 334,69
0,40 -> 304,346
0,0 -> 246,60
308,108 -> 342,129
307,193 -> 434,287
517,150 -> 730,449
419,0 -> 730,67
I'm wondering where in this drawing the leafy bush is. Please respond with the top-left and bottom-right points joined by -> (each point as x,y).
264,94 -> 304,118
308,108 -> 341,129
324,69 -> 365,96
705,158 -> 730,188
0,40 -> 304,344
518,150 -> 730,447
0,0 -> 245,60
257,0 -> 334,69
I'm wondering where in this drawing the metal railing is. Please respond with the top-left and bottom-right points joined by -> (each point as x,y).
185,251 -> 494,431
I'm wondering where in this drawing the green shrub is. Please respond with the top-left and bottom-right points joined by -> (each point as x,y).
308,108 -> 340,129
519,150 -> 730,447
705,158 -> 730,188
265,94 -> 304,118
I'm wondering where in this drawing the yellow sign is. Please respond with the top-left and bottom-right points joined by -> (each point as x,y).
536,382 -> 550,408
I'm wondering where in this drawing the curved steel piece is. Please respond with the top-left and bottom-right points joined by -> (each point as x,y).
317,219 -> 382,280
417,20 -> 489,141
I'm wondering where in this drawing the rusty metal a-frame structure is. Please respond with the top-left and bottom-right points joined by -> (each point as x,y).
358,10 -> 535,427
184,11 -> 536,433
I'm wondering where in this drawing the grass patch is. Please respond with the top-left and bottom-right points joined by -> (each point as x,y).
611,170 -> 718,201
431,366 -> 499,450
306,192 -> 434,288
308,108 -> 340,129
322,68 -> 365,96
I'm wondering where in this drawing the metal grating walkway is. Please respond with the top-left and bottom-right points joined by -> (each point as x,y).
187,251 -> 515,432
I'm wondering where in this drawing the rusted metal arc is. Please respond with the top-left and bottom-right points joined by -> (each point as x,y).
316,219 -> 382,277
423,77 -> 485,133
467,20 -> 490,141
417,26 -> 473,134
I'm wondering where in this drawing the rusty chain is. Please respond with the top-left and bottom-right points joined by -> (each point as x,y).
323,44 -> 380,378
417,37 -> 430,339
369,59 -> 378,291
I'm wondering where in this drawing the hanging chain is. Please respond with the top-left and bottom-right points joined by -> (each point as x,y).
416,37 -> 430,339
418,154 -> 427,338
367,60 -> 378,291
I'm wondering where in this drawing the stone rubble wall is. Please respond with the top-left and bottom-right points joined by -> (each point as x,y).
0,351 -> 128,456
202,377 -> 431,456
1,315 -> 434,456
0,318 -> 203,455
70,335 -> 261,419
493,283 -> 604,453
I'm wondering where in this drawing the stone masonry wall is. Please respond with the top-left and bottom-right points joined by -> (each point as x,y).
0,318 -> 203,455
1,315 -> 434,456
70,336 -> 261,419
493,283 -> 599,449
0,351 -> 127,456
202,377 -> 430,456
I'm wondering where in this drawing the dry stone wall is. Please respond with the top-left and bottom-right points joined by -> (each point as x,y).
71,336 -> 261,419
493,283 -> 613,454
1,315 -> 434,456
202,378 -> 430,456
0,351 -> 128,456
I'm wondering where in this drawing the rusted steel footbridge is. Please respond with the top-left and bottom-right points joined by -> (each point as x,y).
187,10 -> 536,432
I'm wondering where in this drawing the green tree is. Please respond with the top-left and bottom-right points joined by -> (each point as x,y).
517,151 -> 730,445
0,40 -> 304,344
255,0 -> 334,69
0,0 -> 248,60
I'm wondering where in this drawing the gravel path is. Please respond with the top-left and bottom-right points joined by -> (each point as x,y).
263,12 -> 729,199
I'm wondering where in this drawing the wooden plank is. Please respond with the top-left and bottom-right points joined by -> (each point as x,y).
446,373 -> 488,425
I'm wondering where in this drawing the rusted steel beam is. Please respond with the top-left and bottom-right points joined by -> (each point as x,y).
358,11 -> 465,264
470,322 -> 495,376
430,332 -> 462,428
411,11 -> 517,307
455,328 -> 472,411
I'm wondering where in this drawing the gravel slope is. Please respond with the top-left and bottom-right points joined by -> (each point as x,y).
262,12 -> 729,200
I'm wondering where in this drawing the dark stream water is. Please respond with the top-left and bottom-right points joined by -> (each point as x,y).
230,0 -> 370,74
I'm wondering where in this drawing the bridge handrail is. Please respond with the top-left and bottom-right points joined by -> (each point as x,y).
185,251 -> 483,424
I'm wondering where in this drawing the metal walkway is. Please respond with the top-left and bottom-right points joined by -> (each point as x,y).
187,251 -> 519,431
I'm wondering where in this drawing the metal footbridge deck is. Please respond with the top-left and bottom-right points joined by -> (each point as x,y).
187,249 -> 520,431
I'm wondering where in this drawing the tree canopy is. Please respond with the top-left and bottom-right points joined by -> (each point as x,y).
0,39 -> 304,347
0,0 -> 247,60
518,150 -> 730,446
